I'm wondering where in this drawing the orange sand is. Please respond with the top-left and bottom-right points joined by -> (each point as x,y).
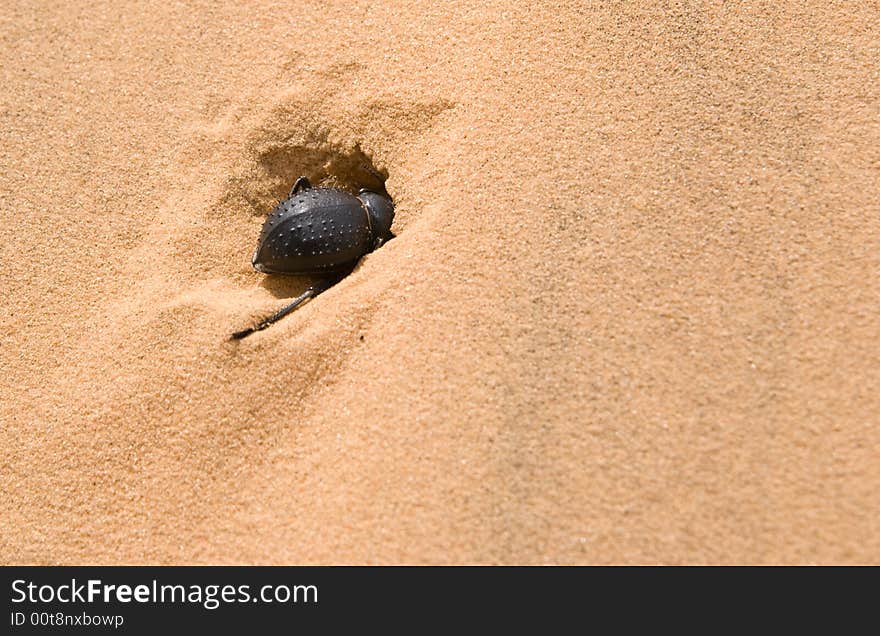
1,1 -> 878,564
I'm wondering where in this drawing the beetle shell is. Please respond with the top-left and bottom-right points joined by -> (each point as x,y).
252,188 -> 374,274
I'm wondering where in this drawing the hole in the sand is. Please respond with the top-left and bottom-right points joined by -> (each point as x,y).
234,140 -> 389,217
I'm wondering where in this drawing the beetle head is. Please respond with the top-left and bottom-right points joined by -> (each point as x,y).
358,190 -> 395,241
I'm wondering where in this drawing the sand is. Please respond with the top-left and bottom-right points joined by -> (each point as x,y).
1,1 -> 878,564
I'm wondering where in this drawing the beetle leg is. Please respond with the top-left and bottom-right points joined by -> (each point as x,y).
230,267 -> 353,340
230,286 -> 318,340
289,176 -> 312,197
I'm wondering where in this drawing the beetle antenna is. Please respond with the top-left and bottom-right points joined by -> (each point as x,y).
230,269 -> 352,340
360,163 -> 388,193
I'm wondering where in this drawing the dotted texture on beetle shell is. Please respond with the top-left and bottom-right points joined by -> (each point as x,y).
253,188 -> 373,274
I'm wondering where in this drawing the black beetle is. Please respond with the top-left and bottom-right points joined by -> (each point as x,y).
231,176 -> 394,339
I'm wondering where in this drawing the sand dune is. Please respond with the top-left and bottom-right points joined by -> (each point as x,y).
2,1 -> 878,563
